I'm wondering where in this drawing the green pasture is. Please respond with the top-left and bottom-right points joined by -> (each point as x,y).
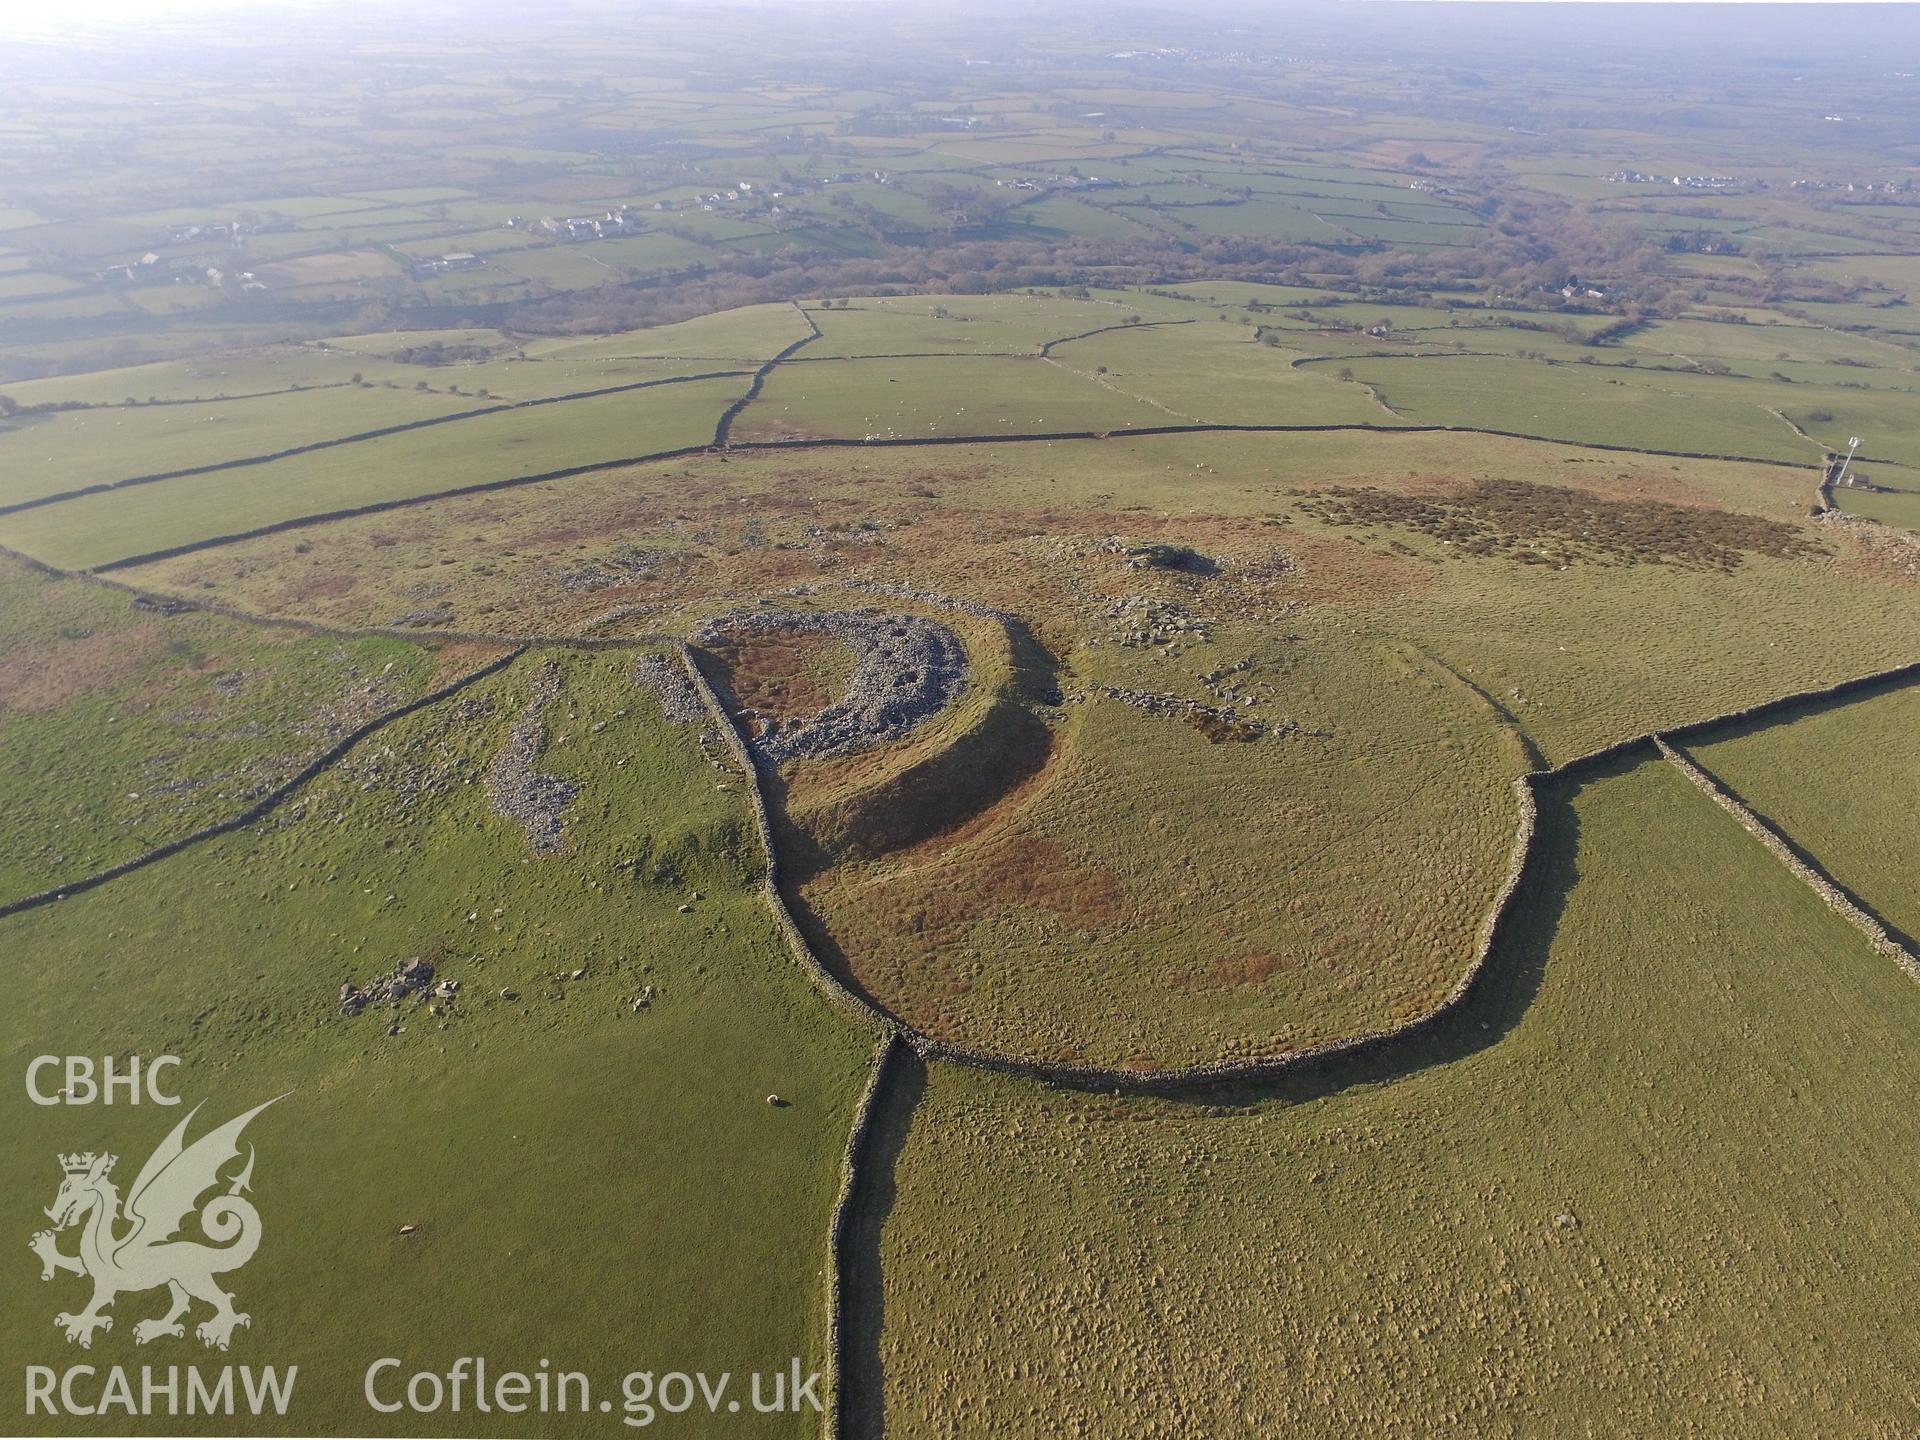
0,377 -> 748,570
0,555 -> 448,905
0,388 -> 483,508
737,353 -> 1167,440
1047,321 -> 1393,424
1681,680 -> 1920,944
871,754 -> 1920,1435
0,650 -> 870,1436
799,294 -> 1157,359
1319,354 -> 1817,461
524,303 -> 815,362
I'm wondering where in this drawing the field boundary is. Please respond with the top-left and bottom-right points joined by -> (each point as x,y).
686,636 -> 1920,1093
677,642 -> 898,1034
0,540 -> 683,652
1035,316 -> 1196,356
0,369 -> 756,520
0,644 -> 525,923
67,417 -> 1826,575
678,636 -> 900,1440
714,301 -> 821,446
1657,737 -> 1920,983
823,1031 -> 903,1440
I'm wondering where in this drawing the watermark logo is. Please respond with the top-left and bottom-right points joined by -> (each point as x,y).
29,1095 -> 285,1352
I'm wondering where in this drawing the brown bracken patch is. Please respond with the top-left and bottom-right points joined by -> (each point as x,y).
706,626 -> 856,732
285,571 -> 358,601
1211,951 -> 1280,987
0,623 -> 174,715
1292,477 -> 1825,571
876,833 -> 1124,948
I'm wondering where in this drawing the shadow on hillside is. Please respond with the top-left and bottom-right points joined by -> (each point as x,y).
840,1047 -> 927,1440
751,613 -> 1066,1016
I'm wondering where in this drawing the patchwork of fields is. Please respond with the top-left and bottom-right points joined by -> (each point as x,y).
6,14 -> 1920,1423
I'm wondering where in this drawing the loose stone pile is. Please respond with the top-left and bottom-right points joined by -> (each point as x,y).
631,654 -> 706,723
486,660 -> 575,854
555,544 -> 665,593
698,608 -> 969,764
1100,594 -> 1214,650
1818,509 -> 1920,579
339,957 -> 459,1016
1071,683 -> 1275,740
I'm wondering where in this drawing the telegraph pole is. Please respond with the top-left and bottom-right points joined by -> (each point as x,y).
1836,435 -> 1862,487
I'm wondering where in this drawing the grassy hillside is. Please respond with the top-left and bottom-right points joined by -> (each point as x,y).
866,754 -> 1920,1436
0,552 -> 475,905
1680,679 -> 1920,945
0,649 -> 870,1435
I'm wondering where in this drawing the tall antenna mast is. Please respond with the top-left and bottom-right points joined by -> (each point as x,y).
1837,435 -> 1862,487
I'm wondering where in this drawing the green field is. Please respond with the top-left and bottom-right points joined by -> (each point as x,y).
0,552 -> 470,905
0,388 -> 484,508
864,753 -> 1920,1435
7,13 -> 1920,1432
1319,354 -> 1817,461
0,649 -> 871,1435
1680,681 -> 1920,944
737,352 -> 1168,440
1046,321 -> 1395,424
0,378 -> 749,569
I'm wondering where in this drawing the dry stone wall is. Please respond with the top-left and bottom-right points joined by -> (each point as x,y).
1657,738 -> 1920,985
822,1031 -> 902,1440
0,646 -> 525,922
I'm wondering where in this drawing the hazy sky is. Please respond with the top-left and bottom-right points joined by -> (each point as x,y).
0,0 -> 1912,48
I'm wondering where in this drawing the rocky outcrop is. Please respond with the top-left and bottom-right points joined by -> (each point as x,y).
340,958 -> 461,1016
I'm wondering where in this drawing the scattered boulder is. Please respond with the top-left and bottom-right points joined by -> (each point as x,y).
339,958 -> 436,1016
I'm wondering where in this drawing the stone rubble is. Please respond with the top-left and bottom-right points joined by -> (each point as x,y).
1070,683 -> 1284,741
553,544 -> 665,593
485,659 -> 575,854
631,654 -> 706,724
339,957 -> 457,1016
1817,508 -> 1920,579
697,608 -> 969,765
1099,594 -> 1214,649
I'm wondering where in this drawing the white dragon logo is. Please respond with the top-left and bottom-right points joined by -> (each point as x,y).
27,1096 -> 285,1351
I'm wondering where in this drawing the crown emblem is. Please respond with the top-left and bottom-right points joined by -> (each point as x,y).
59,1153 -> 110,1176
